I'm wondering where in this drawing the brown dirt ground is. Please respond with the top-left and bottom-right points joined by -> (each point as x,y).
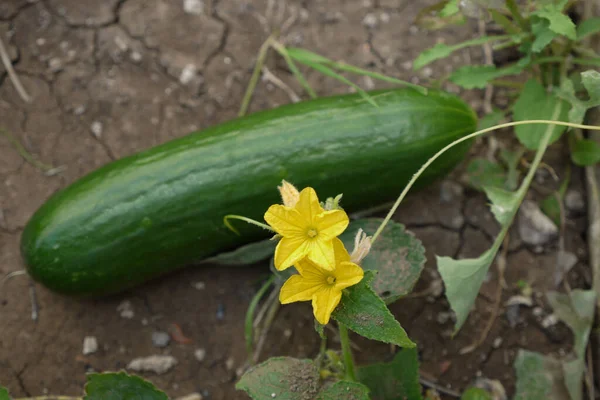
0,0 -> 589,399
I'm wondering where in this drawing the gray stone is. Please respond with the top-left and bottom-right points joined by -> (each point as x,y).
565,190 -> 585,213
127,355 -> 177,374
152,331 -> 171,348
83,336 -> 98,355
518,200 -> 558,246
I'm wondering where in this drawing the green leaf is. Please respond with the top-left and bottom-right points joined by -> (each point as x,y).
571,139 -> 600,166
514,79 -> 568,150
478,109 -> 505,130
332,271 -> 415,348
449,64 -> 523,89
581,70 -> 600,101
413,43 -> 454,70
316,381 -> 371,400
500,148 -> 524,191
339,219 -> 425,304
483,186 -> 520,226
437,248 -> 496,332
531,18 -> 558,53
460,387 -> 492,400
440,0 -> 460,16
555,78 -> 588,125
540,166 -> 570,226
236,357 -> 320,400
534,7 -> 576,39
514,350 -> 570,400
206,239 -> 276,266
465,158 -> 506,191
84,372 -> 168,400
577,17 -> 600,40
547,290 -> 596,400
357,348 -> 422,400
0,387 -> 9,400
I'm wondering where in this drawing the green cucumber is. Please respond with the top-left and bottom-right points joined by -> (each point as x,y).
21,89 -> 476,296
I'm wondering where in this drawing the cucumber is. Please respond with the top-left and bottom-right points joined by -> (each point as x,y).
21,89 -> 476,296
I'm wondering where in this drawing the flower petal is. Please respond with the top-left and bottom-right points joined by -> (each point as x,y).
314,209 -> 349,240
334,261 -> 364,290
265,204 -> 309,237
280,275 -> 324,304
296,187 -> 323,222
332,237 -> 351,264
312,286 -> 342,325
307,237 -> 336,271
295,258 -> 329,280
274,236 -> 310,271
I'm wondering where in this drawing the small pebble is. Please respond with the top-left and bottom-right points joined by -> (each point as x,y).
379,12 -> 390,23
542,314 -> 558,328
193,281 -> 206,290
518,200 -> 558,246
532,306 -> 544,317
505,295 -> 533,307
152,331 -> 171,348
90,121 -> 103,139
179,64 -> 197,85
194,348 -> 206,362
362,13 -> 378,28
130,51 -> 143,63
127,355 -> 177,374
73,105 -> 86,115
36,37 -> 46,46
183,0 -> 204,15
439,180 -> 463,203
117,300 -> 135,319
565,190 -> 585,213
492,337 -> 503,349
175,394 -> 203,400
225,357 -> 235,371
48,57 -> 63,72
436,311 -> 454,324
505,304 -> 520,328
283,329 -> 292,339
83,336 -> 98,355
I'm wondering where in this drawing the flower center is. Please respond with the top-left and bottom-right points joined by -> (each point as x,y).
307,228 -> 318,238
326,276 -> 336,285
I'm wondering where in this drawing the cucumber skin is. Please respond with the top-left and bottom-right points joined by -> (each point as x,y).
21,89 -> 476,296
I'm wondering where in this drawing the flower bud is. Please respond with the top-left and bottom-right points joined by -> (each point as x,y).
278,180 -> 300,207
350,229 -> 371,264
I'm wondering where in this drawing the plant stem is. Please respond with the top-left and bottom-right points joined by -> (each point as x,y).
506,0 -> 528,31
338,323 -> 356,382
370,119 -> 600,244
245,275 -> 275,358
239,34 -> 276,117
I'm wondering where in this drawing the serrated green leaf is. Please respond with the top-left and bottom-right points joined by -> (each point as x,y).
333,271 -> 415,348
236,357 -> 319,400
483,186 -> 520,225
449,64 -> 523,89
0,387 -> 9,400
555,79 -> 588,125
357,348 -> 422,400
514,79 -> 568,150
339,219 -> 425,304
571,139 -> 600,166
514,350 -> 569,400
581,70 -> 600,101
460,387 -> 492,400
577,17 -> 600,40
316,381 -> 371,400
531,18 -> 558,53
534,7 -> 576,39
84,372 -> 168,400
547,290 -> 596,400
437,248 -> 496,331
465,158 -> 506,191
206,239 -> 276,266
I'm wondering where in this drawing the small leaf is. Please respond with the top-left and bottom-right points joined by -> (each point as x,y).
333,271 -> 415,348
500,148 -> 524,191
437,248 -> 496,331
581,70 -> 600,101
514,79 -> 568,150
0,387 -> 9,400
440,0 -> 459,16
465,158 -> 506,191
531,18 -> 558,53
206,239 -> 276,266
461,387 -> 492,400
534,7 -> 576,39
577,17 -> 600,40
483,186 -> 520,226
514,350 -> 570,400
357,348 -> 422,400
339,219 -> 426,304
236,357 -> 320,400
540,195 -> 561,227
547,290 -> 596,400
449,64 -> 523,89
84,372 -> 168,400
316,381 -> 371,400
415,1 -> 466,31
413,43 -> 454,70
571,139 -> 600,166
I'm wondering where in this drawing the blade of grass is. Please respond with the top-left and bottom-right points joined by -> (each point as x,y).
271,41 -> 317,99
239,35 -> 276,117
245,275 -> 275,358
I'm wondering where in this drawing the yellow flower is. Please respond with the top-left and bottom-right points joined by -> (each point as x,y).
279,239 -> 364,325
264,187 -> 349,271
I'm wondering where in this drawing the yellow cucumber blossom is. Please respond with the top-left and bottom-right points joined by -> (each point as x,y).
278,180 -> 300,208
279,239 -> 364,325
264,187 -> 349,271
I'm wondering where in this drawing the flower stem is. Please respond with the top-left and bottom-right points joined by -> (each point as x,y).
338,323 -> 357,382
